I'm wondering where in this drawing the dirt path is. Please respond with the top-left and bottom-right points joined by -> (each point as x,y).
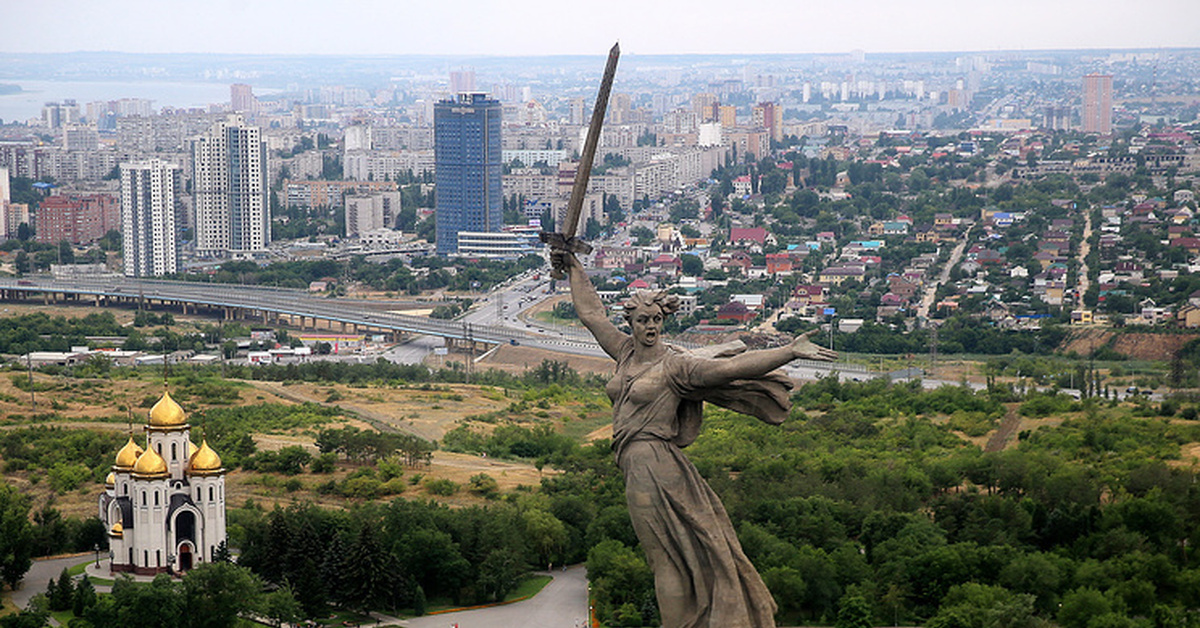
918,235 -> 970,319
1076,210 -> 1092,309
249,381 -> 442,441
985,404 -> 1022,452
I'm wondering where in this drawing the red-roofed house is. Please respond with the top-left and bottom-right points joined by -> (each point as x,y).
729,227 -> 770,247
1171,237 -> 1200,256
766,253 -> 793,274
716,301 -> 755,323
793,285 -> 825,304
648,254 -> 682,276
721,251 -> 754,275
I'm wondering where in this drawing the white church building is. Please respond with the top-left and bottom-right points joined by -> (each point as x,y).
99,390 -> 227,575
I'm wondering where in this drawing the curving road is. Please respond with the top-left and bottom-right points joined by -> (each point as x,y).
398,565 -> 588,628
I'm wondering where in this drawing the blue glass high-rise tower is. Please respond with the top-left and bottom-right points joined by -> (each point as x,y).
435,93 -> 503,255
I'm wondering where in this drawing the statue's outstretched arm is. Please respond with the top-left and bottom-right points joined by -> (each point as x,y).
696,330 -> 836,386
552,250 -> 626,359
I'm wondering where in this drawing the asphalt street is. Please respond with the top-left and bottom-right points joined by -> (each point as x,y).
399,565 -> 588,628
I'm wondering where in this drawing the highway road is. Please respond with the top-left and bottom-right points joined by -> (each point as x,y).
0,275 -> 608,359
0,273 -> 885,381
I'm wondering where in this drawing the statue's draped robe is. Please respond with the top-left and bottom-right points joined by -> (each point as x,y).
607,339 -> 791,628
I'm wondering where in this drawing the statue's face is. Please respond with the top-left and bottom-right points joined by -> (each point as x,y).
630,306 -> 664,347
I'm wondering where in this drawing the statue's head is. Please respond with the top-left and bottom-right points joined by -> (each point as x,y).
622,290 -> 680,347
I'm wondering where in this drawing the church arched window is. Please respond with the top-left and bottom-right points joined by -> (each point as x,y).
171,443 -> 177,460
142,491 -> 147,506
209,486 -> 214,501
154,491 -> 159,506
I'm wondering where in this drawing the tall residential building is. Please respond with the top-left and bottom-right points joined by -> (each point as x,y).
569,97 -> 586,126
693,93 -> 720,123
449,69 -> 476,94
1082,73 -> 1114,134
345,191 -> 401,238
121,159 -> 181,277
35,193 -> 120,245
42,100 -> 79,129
230,84 -> 256,114
434,93 -> 502,256
718,105 -> 738,129
752,102 -> 783,142
192,115 -> 269,256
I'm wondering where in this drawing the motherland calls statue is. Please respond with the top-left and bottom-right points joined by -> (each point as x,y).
554,249 -> 837,627
542,43 -> 838,626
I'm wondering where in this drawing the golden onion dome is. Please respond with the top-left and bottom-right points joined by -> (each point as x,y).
187,440 -> 198,461
105,472 -> 116,488
114,437 -> 144,470
149,390 -> 187,428
132,446 -> 169,479
110,522 -> 123,537
188,440 -> 224,476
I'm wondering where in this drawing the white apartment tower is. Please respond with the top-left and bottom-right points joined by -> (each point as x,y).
121,159 -> 181,277
193,115 -> 269,257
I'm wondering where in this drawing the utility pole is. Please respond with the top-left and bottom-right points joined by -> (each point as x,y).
26,352 -> 35,411
930,325 -> 939,379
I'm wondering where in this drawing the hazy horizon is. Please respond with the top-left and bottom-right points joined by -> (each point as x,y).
3,0 -> 1197,58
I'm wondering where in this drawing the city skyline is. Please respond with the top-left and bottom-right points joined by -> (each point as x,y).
3,0 -> 1197,57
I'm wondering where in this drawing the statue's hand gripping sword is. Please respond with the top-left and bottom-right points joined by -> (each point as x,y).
541,43 -> 620,279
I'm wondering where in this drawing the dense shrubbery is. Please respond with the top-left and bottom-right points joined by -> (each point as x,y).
235,498 -> 560,616
33,561 -> 299,628
828,317 -> 1069,355
0,427 -> 126,488
441,423 -> 575,461
0,312 -> 126,355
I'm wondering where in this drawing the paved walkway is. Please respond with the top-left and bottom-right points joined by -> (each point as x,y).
7,553 -> 95,611
397,565 -> 588,628
9,557 -> 588,628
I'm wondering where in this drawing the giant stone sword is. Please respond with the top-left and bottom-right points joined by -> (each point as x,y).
541,42 -> 620,279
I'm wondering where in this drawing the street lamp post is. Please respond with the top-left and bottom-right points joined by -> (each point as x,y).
93,543 -> 100,567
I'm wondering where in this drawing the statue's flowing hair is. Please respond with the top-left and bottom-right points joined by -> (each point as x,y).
622,290 -> 681,323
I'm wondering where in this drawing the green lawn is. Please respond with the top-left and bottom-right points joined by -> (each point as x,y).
404,573 -> 554,617
504,574 -> 552,602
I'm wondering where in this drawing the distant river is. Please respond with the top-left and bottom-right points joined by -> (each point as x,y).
0,79 -> 256,123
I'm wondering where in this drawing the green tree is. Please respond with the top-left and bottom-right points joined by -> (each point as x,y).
259,585 -> 301,628
111,574 -> 184,628
47,568 -> 73,611
522,509 -> 568,568
835,594 -> 873,628
181,562 -> 263,628
72,574 -> 97,617
1057,587 -> 1111,628
57,241 -> 75,265
342,525 -> 404,612
0,482 -> 34,590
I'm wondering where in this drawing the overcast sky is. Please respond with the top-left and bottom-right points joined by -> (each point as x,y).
3,0 -> 1197,56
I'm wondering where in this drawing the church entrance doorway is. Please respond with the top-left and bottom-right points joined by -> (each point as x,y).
179,544 -> 193,571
